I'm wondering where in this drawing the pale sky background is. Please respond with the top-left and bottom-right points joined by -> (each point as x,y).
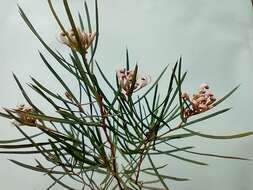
0,0 -> 253,189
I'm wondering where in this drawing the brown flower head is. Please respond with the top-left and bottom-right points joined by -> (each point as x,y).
116,68 -> 150,96
13,104 -> 37,125
181,83 -> 216,119
59,27 -> 96,53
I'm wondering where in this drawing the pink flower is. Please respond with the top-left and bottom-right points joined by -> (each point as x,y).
59,27 -> 96,53
181,83 -> 216,118
116,67 -> 150,96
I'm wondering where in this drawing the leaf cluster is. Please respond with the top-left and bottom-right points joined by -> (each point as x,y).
0,1 -> 251,190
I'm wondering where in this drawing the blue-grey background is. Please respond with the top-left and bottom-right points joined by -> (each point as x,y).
0,0 -> 253,189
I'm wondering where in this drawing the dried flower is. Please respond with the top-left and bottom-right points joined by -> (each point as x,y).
13,104 -> 37,125
181,83 -> 216,119
116,68 -> 150,96
59,27 -> 96,53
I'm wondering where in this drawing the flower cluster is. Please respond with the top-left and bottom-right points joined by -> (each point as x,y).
181,83 -> 216,119
59,27 -> 96,53
116,68 -> 150,96
13,104 -> 37,125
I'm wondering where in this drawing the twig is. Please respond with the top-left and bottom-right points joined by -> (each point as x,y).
97,93 -> 124,190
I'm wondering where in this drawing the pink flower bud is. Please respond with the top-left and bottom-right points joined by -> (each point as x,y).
199,83 -> 209,90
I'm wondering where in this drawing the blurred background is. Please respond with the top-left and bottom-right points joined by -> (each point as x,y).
0,0 -> 252,189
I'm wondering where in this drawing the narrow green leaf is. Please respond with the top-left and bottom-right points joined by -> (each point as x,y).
126,48 -> 130,70
31,77 -> 74,105
96,61 -> 117,92
46,175 -> 65,190
168,153 -> 208,166
150,146 -> 194,155
182,108 -> 231,127
128,64 -> 138,97
0,132 -> 43,144
36,160 -> 77,190
0,111 -> 13,119
147,154 -> 170,190
0,142 -> 53,149
143,170 -> 189,181
39,52 -> 79,104
61,145 -> 98,166
185,150 -> 250,161
13,73 -> 43,114
9,159 -> 64,174
48,0 -> 67,34
183,128 -> 253,140
87,0 -> 99,65
213,85 -> 240,107
142,185 -> 170,190
134,65 -> 169,104
19,6 -> 78,79
78,12 -> 85,31
155,133 -> 194,146
0,150 -> 55,154
159,62 -> 178,118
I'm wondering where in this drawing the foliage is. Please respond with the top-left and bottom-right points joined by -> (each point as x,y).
0,1 -> 251,190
